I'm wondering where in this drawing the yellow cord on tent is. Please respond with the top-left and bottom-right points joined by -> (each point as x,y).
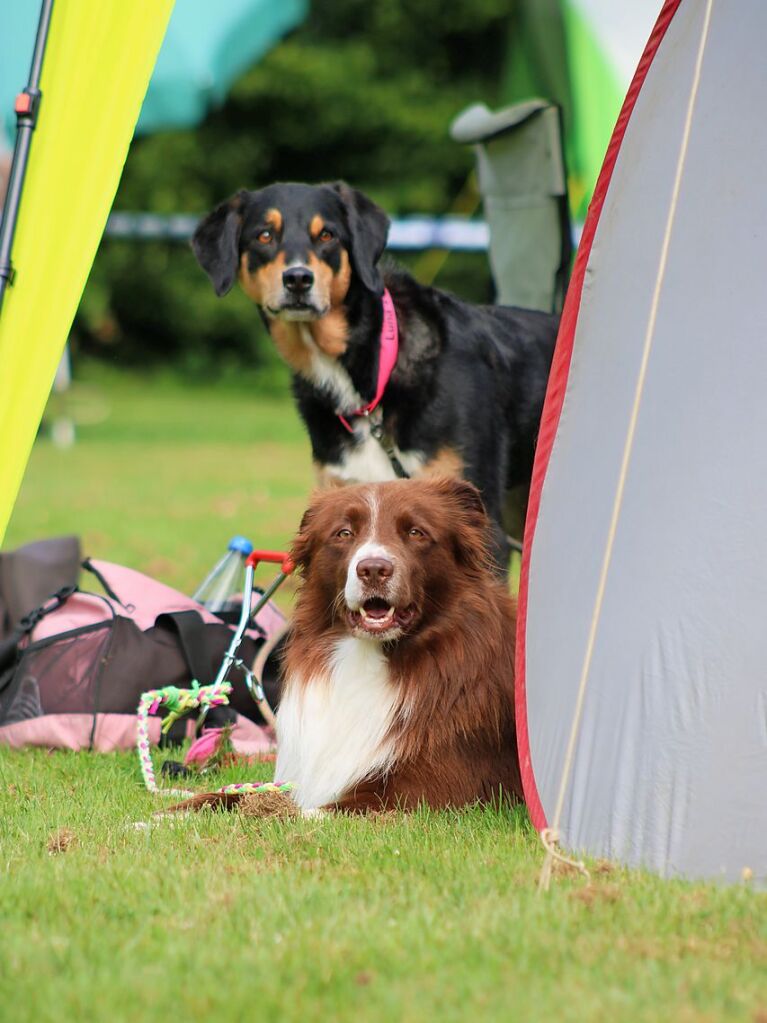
540,828 -> 590,882
539,0 -> 716,892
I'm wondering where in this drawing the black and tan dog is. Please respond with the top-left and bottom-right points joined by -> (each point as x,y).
192,181 -> 558,569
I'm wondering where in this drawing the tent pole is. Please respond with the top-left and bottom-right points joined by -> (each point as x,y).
0,0 -> 55,315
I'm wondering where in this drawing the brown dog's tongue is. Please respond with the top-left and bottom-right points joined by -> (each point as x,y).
363,598 -> 392,619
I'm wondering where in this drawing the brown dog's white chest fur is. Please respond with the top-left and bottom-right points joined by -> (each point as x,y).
276,636 -> 400,810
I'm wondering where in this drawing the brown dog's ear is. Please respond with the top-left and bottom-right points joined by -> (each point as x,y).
191,191 -> 247,296
330,182 -> 390,296
432,478 -> 493,575
442,478 -> 487,519
289,505 -> 317,572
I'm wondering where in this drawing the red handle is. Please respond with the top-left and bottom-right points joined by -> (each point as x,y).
246,549 -> 295,574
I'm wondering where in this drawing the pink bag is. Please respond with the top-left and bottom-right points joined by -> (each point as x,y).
0,558 -> 288,752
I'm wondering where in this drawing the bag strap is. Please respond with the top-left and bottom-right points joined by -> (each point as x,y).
155,610 -> 218,684
80,559 -> 125,605
0,583 -> 77,684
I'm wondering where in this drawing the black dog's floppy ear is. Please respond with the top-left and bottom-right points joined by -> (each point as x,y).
331,182 -> 390,296
191,191 -> 247,297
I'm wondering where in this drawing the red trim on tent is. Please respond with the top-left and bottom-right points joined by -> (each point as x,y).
514,0 -> 684,831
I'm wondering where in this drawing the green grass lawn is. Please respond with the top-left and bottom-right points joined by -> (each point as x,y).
2,369 -> 766,1022
5,365 -> 314,608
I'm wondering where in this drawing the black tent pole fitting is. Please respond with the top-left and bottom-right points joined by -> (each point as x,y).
0,0 -> 55,316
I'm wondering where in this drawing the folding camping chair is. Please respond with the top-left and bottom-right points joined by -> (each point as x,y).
451,99 -> 572,314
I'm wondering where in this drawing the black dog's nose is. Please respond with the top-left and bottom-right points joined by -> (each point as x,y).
282,266 -> 314,293
356,558 -> 394,583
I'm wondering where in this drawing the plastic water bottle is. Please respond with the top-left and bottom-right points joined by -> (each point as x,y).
193,536 -> 253,614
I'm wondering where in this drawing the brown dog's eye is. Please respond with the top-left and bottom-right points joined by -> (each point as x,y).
336,528 -> 353,539
318,229 -> 334,243
257,229 -> 273,244
408,527 -> 425,539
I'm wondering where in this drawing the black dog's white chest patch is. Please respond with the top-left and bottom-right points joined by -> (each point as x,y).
297,325 -> 363,412
326,420 -> 425,484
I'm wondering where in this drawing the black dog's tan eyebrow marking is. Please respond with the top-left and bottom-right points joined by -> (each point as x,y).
310,214 -> 326,239
264,208 -> 283,232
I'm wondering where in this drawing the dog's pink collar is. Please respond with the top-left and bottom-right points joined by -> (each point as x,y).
338,288 -> 398,433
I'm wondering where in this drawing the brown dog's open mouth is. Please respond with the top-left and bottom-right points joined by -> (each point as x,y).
347,597 -> 417,636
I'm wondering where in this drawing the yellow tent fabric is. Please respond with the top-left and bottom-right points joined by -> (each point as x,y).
0,1 -> 174,545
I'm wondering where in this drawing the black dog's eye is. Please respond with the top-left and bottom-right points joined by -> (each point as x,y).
318,228 -> 334,243
336,527 -> 353,539
408,527 -> 426,539
257,229 -> 273,244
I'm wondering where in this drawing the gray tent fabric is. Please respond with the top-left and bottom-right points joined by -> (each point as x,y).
517,0 -> 767,883
450,100 -> 571,313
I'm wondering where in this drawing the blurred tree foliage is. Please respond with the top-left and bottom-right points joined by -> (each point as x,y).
76,0 -> 514,384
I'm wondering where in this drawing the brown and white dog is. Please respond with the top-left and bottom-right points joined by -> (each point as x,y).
275,477 -> 522,813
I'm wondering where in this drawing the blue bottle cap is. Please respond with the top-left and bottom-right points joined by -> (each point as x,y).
227,535 -> 253,556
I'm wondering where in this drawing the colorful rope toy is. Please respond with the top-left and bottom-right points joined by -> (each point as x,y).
137,680 -> 292,800
137,549 -> 295,802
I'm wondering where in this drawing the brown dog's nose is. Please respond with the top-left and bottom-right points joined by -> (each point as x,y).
283,266 -> 314,294
356,558 -> 393,584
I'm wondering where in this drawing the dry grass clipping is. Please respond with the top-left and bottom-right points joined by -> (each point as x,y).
47,828 -> 77,855
239,789 -> 300,819
569,883 -> 622,907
